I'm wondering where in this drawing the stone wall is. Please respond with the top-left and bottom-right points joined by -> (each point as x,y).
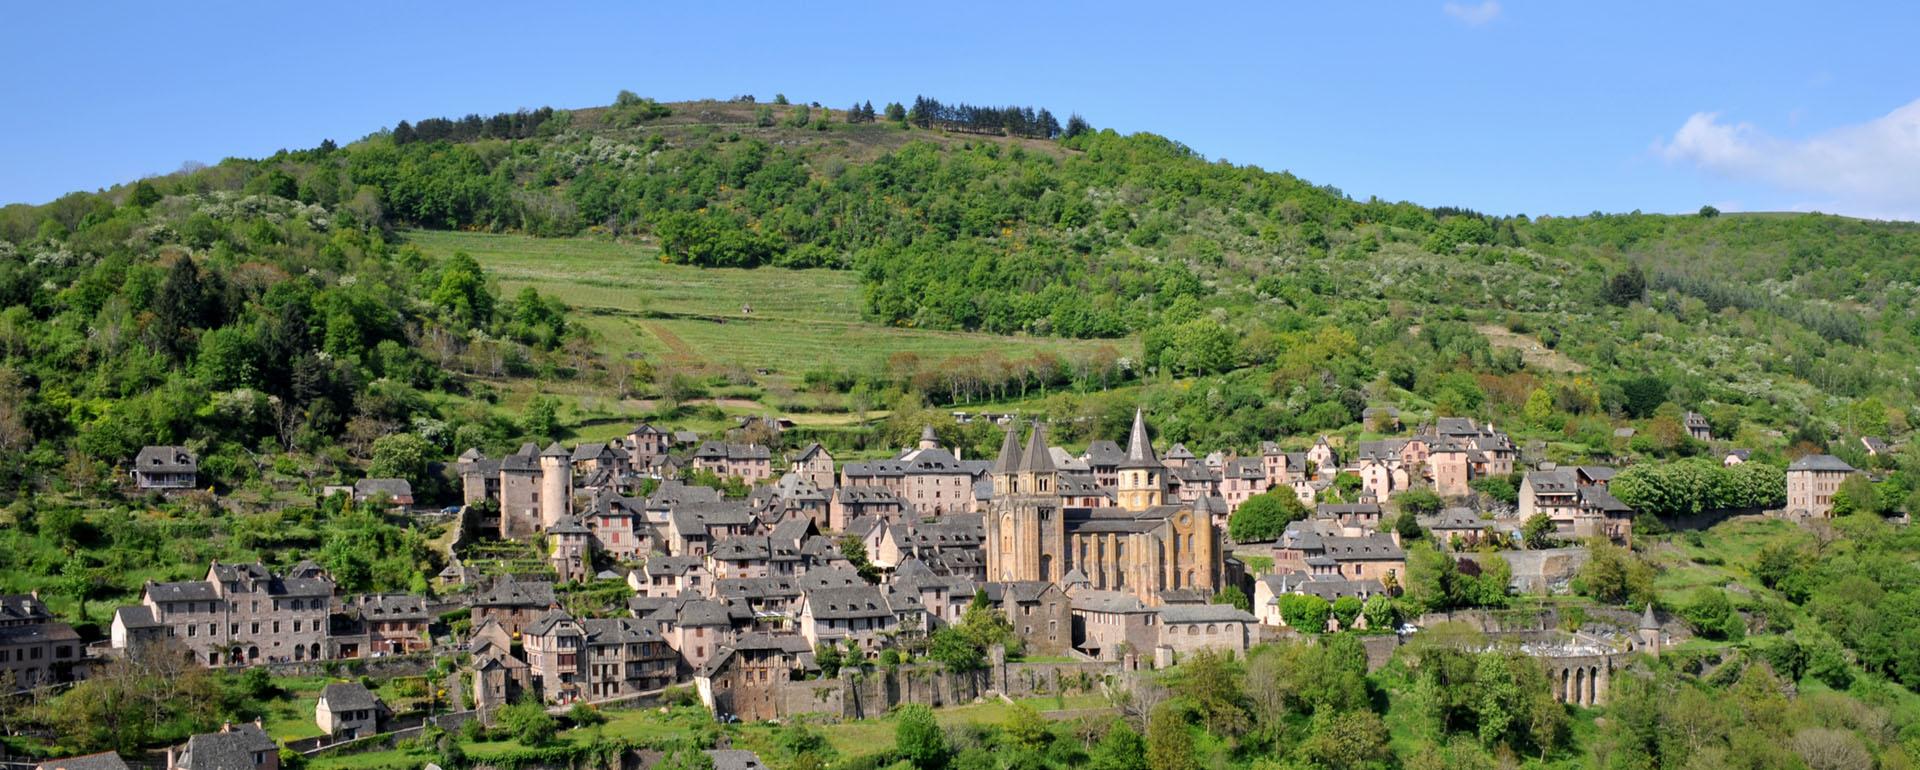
767,657 -> 1123,721
259,650 -> 439,678
1474,548 -> 1589,595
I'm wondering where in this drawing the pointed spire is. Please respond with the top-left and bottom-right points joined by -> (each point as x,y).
991,423 -> 1024,474
1639,603 -> 1659,630
1118,408 -> 1161,469
1019,421 -> 1056,473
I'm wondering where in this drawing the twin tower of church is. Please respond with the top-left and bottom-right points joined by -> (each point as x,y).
984,410 -> 1222,604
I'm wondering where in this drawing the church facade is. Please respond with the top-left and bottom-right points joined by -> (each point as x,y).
984,410 -> 1223,606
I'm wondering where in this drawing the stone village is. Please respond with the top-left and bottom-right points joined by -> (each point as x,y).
10,409 -> 1865,770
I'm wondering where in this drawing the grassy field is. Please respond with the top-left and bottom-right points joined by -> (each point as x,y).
304,697 -> 1112,770
405,230 -> 1135,389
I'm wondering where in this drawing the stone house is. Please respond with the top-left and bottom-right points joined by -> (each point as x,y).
1518,467 -> 1635,544
1420,507 -> 1491,548
796,585 -> 922,654
1787,454 -> 1858,518
1069,590 -> 1158,662
471,640 -> 530,713
993,581 -> 1071,656
170,722 -> 277,770
829,486 -> 906,532
1684,412 -> 1713,441
1219,458 -> 1270,513
1157,604 -> 1255,657
634,555 -> 712,597
113,561 -> 334,666
1316,503 -> 1384,533
131,445 -> 197,490
2,593 -> 82,690
330,593 -> 430,657
626,424 -> 672,472
523,610 -> 675,703
695,633 -> 815,723
469,579 -> 557,637
351,478 -> 413,507
315,682 -> 384,739
1252,573 -> 1383,628
693,442 -> 773,483
790,443 -> 836,491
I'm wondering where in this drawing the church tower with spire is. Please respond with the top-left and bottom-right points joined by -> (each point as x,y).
1115,409 -> 1166,512
985,420 -> 1065,583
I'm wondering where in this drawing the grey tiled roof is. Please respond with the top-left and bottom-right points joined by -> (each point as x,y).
1788,454 -> 1856,473
320,682 -> 381,713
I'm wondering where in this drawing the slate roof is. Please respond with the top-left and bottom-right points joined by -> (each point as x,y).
804,586 -> 897,620
523,609 -> 581,637
345,593 -> 428,620
990,424 -> 1025,475
0,594 -> 53,623
354,478 -> 412,499
133,445 -> 196,473
1070,590 -> 1152,614
1118,409 -> 1162,470
1317,503 -> 1382,519
1321,534 -> 1406,561
145,581 -> 219,602
581,617 -> 665,646
677,599 -> 734,627
1788,454 -> 1857,473
1084,440 -> 1125,467
696,441 -> 771,461
796,565 -> 865,590
1420,507 -> 1485,531
319,682 -> 382,713
34,752 -> 130,770
834,486 -> 904,505
177,724 -> 275,770
473,579 -> 556,608
1019,423 -> 1056,473
644,555 -> 707,578
113,605 -> 160,629
1159,604 -> 1256,623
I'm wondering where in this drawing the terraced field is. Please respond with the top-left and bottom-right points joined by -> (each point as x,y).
405,230 -> 1134,382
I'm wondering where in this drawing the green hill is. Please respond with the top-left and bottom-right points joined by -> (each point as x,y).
2,94 -> 1917,472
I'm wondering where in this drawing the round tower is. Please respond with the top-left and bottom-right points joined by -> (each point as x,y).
1637,603 -> 1662,657
539,442 -> 571,530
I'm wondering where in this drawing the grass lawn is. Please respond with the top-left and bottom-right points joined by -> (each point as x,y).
405,230 -> 1135,389
1646,517 -> 1792,595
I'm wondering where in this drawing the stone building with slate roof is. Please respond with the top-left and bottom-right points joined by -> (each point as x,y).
985,412 -> 1224,606
2,593 -> 82,690
111,561 -> 334,666
1787,454 -> 1859,518
131,445 -> 197,490
315,682 -> 385,739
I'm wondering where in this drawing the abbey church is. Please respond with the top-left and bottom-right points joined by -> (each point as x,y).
985,410 -> 1225,605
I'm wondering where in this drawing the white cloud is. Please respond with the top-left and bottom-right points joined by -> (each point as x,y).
1658,99 -> 1920,221
1442,1 -> 1501,26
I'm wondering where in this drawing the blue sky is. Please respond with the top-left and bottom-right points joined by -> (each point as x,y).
4,2 -> 1917,220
